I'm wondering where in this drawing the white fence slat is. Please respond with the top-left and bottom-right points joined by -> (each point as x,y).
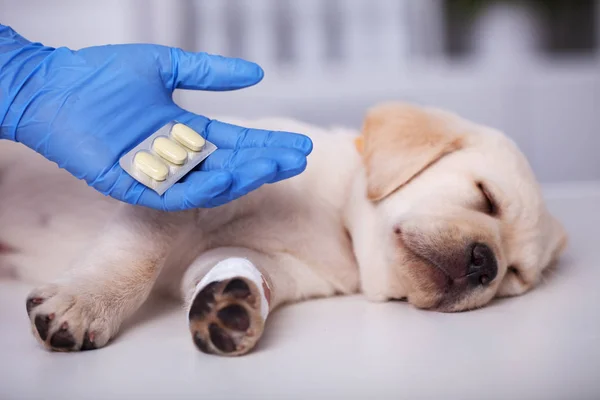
342,0 -> 368,69
134,0 -> 186,47
376,0 -> 410,70
243,0 -> 274,67
405,0 -> 445,59
340,0 -> 410,73
290,0 -> 324,71
196,0 -> 228,55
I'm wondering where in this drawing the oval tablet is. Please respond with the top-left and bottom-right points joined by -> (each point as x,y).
133,152 -> 169,181
152,137 -> 188,165
171,123 -> 206,151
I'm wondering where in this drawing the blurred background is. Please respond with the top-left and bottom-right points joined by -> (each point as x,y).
1,0 -> 599,184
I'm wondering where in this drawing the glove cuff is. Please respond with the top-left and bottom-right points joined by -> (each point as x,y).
0,24 -> 32,45
0,24 -> 55,140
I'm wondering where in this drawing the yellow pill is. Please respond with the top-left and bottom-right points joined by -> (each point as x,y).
133,151 -> 169,181
171,123 -> 206,152
152,137 -> 188,165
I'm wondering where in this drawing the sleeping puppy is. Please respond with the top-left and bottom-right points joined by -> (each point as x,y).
0,102 -> 567,356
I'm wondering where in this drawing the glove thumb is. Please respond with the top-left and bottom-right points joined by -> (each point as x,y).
164,47 -> 264,92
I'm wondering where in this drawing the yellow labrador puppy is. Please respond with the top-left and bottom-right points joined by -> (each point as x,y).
0,102 -> 567,356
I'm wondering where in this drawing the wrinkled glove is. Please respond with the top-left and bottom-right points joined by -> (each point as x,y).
0,24 -> 312,211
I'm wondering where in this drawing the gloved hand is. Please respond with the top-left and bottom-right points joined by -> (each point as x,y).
0,24 -> 312,211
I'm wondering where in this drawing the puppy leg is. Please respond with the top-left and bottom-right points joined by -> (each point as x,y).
25,206 -> 187,352
181,247 -> 336,356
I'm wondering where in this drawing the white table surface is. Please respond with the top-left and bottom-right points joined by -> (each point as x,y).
1,184 -> 599,400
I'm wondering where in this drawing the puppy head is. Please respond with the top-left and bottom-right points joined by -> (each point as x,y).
354,102 -> 567,312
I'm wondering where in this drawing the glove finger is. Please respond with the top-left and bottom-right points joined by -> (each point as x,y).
230,158 -> 278,198
200,158 -> 278,208
135,171 -> 233,211
166,48 -> 264,91
266,161 -> 308,184
200,147 -> 306,173
176,112 -> 313,155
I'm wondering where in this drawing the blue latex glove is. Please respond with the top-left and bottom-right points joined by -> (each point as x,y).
0,24 -> 312,211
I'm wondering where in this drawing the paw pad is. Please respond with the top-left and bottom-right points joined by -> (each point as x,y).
26,286 -> 111,352
188,276 -> 266,356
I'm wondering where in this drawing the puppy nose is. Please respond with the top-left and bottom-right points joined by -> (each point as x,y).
468,243 -> 498,286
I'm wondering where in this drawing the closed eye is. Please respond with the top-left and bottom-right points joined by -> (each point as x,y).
476,182 -> 499,216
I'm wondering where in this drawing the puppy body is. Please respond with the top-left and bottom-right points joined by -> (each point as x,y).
0,103 -> 566,355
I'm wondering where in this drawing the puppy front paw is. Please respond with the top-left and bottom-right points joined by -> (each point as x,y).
26,284 -> 114,352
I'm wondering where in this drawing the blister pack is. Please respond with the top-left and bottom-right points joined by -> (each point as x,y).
119,121 -> 217,195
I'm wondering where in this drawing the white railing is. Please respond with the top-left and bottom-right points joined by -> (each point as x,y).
166,0 -> 600,184
146,0 -> 412,75
3,0 -> 600,183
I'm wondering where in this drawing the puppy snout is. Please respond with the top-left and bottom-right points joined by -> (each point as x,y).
467,243 -> 497,286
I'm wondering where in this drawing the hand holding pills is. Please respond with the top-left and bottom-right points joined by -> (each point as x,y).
120,121 -> 219,195
0,24 -> 313,211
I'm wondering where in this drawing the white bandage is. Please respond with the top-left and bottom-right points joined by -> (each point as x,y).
194,258 -> 270,321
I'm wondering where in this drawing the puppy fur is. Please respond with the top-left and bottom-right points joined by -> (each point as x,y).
0,102 -> 567,355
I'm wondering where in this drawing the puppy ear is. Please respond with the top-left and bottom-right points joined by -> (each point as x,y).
361,102 -> 464,201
